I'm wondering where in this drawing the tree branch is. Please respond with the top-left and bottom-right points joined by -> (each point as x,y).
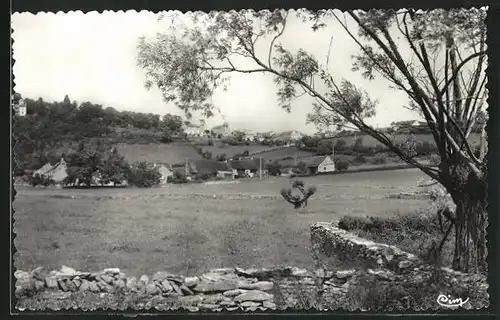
268,11 -> 289,68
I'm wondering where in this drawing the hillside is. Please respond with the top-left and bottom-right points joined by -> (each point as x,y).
115,142 -> 203,166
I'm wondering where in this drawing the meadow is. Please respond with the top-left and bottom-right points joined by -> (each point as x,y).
14,169 -> 430,277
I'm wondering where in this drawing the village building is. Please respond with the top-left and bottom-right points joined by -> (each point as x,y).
390,120 -> 429,131
152,162 -> 174,185
185,159 -> 233,180
183,123 -> 203,137
33,157 -> 68,184
229,159 -> 267,178
304,155 -> 336,175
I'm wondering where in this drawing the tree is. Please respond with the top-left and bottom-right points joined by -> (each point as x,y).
128,162 -> 162,187
335,139 -> 347,150
281,180 -> 317,209
316,140 -> 333,155
99,148 -> 130,186
137,8 -> 488,273
161,113 -> 184,142
216,153 -> 227,162
232,130 -> 246,143
268,161 -> 282,176
64,146 -> 103,187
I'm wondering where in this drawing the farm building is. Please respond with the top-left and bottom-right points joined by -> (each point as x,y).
229,159 -> 268,178
390,120 -> 429,131
185,159 -> 233,179
33,157 -> 68,183
33,163 -> 55,177
183,123 -> 203,137
304,155 -> 335,175
153,162 -> 174,185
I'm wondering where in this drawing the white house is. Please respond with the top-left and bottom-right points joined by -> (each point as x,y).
183,123 -> 203,137
290,131 -> 304,141
33,158 -> 68,184
305,156 -> 335,174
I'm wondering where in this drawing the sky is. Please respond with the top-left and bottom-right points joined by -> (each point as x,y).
12,10 -> 422,134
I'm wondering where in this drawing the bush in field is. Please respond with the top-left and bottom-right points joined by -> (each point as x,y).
354,154 -> 367,163
293,161 -> 308,174
337,212 -> 454,266
335,160 -> 349,171
268,162 -> 282,176
202,151 -> 212,160
195,172 -> 214,181
335,139 -> 347,150
128,161 -> 162,187
429,154 -> 441,165
28,173 -> 55,187
216,153 -> 227,162
168,170 -> 188,184
370,155 -> 387,165
415,141 -> 436,156
280,180 -> 317,210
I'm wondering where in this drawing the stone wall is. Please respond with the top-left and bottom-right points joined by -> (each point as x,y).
15,265 -> 358,311
310,222 -> 422,272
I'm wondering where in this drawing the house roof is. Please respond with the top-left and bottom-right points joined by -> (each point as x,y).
392,120 -> 419,126
305,156 -> 331,168
190,160 -> 231,174
154,162 -> 172,170
230,159 -> 260,170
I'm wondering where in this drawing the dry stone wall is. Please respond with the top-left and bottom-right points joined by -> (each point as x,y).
310,222 -> 422,271
15,265 -> 359,311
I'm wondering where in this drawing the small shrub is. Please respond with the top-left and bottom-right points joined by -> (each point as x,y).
335,160 -> 349,171
429,154 -> 441,165
354,154 -> 367,163
202,151 -> 212,160
335,139 -> 347,150
168,170 -> 188,184
370,155 -> 387,165
195,172 -> 213,181
216,153 -> 227,162
338,216 -> 372,231
28,173 -> 55,187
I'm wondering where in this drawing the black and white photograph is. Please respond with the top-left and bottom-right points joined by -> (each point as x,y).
11,7 -> 490,312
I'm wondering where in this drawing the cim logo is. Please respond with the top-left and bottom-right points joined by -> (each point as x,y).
436,294 -> 470,308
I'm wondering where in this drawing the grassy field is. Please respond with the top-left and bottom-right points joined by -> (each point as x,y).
115,142 -> 203,165
197,142 -> 270,158
14,169 -> 431,277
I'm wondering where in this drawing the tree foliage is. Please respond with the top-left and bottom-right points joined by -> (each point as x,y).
128,162 -> 162,188
99,148 -> 130,186
281,180 -> 317,209
137,8 -> 488,272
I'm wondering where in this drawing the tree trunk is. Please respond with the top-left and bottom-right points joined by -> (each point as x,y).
449,174 -> 487,274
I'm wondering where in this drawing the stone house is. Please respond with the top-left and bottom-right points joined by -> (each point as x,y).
152,162 -> 174,185
185,159 -> 233,179
229,159 -> 267,178
304,156 -> 336,175
33,157 -> 68,184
